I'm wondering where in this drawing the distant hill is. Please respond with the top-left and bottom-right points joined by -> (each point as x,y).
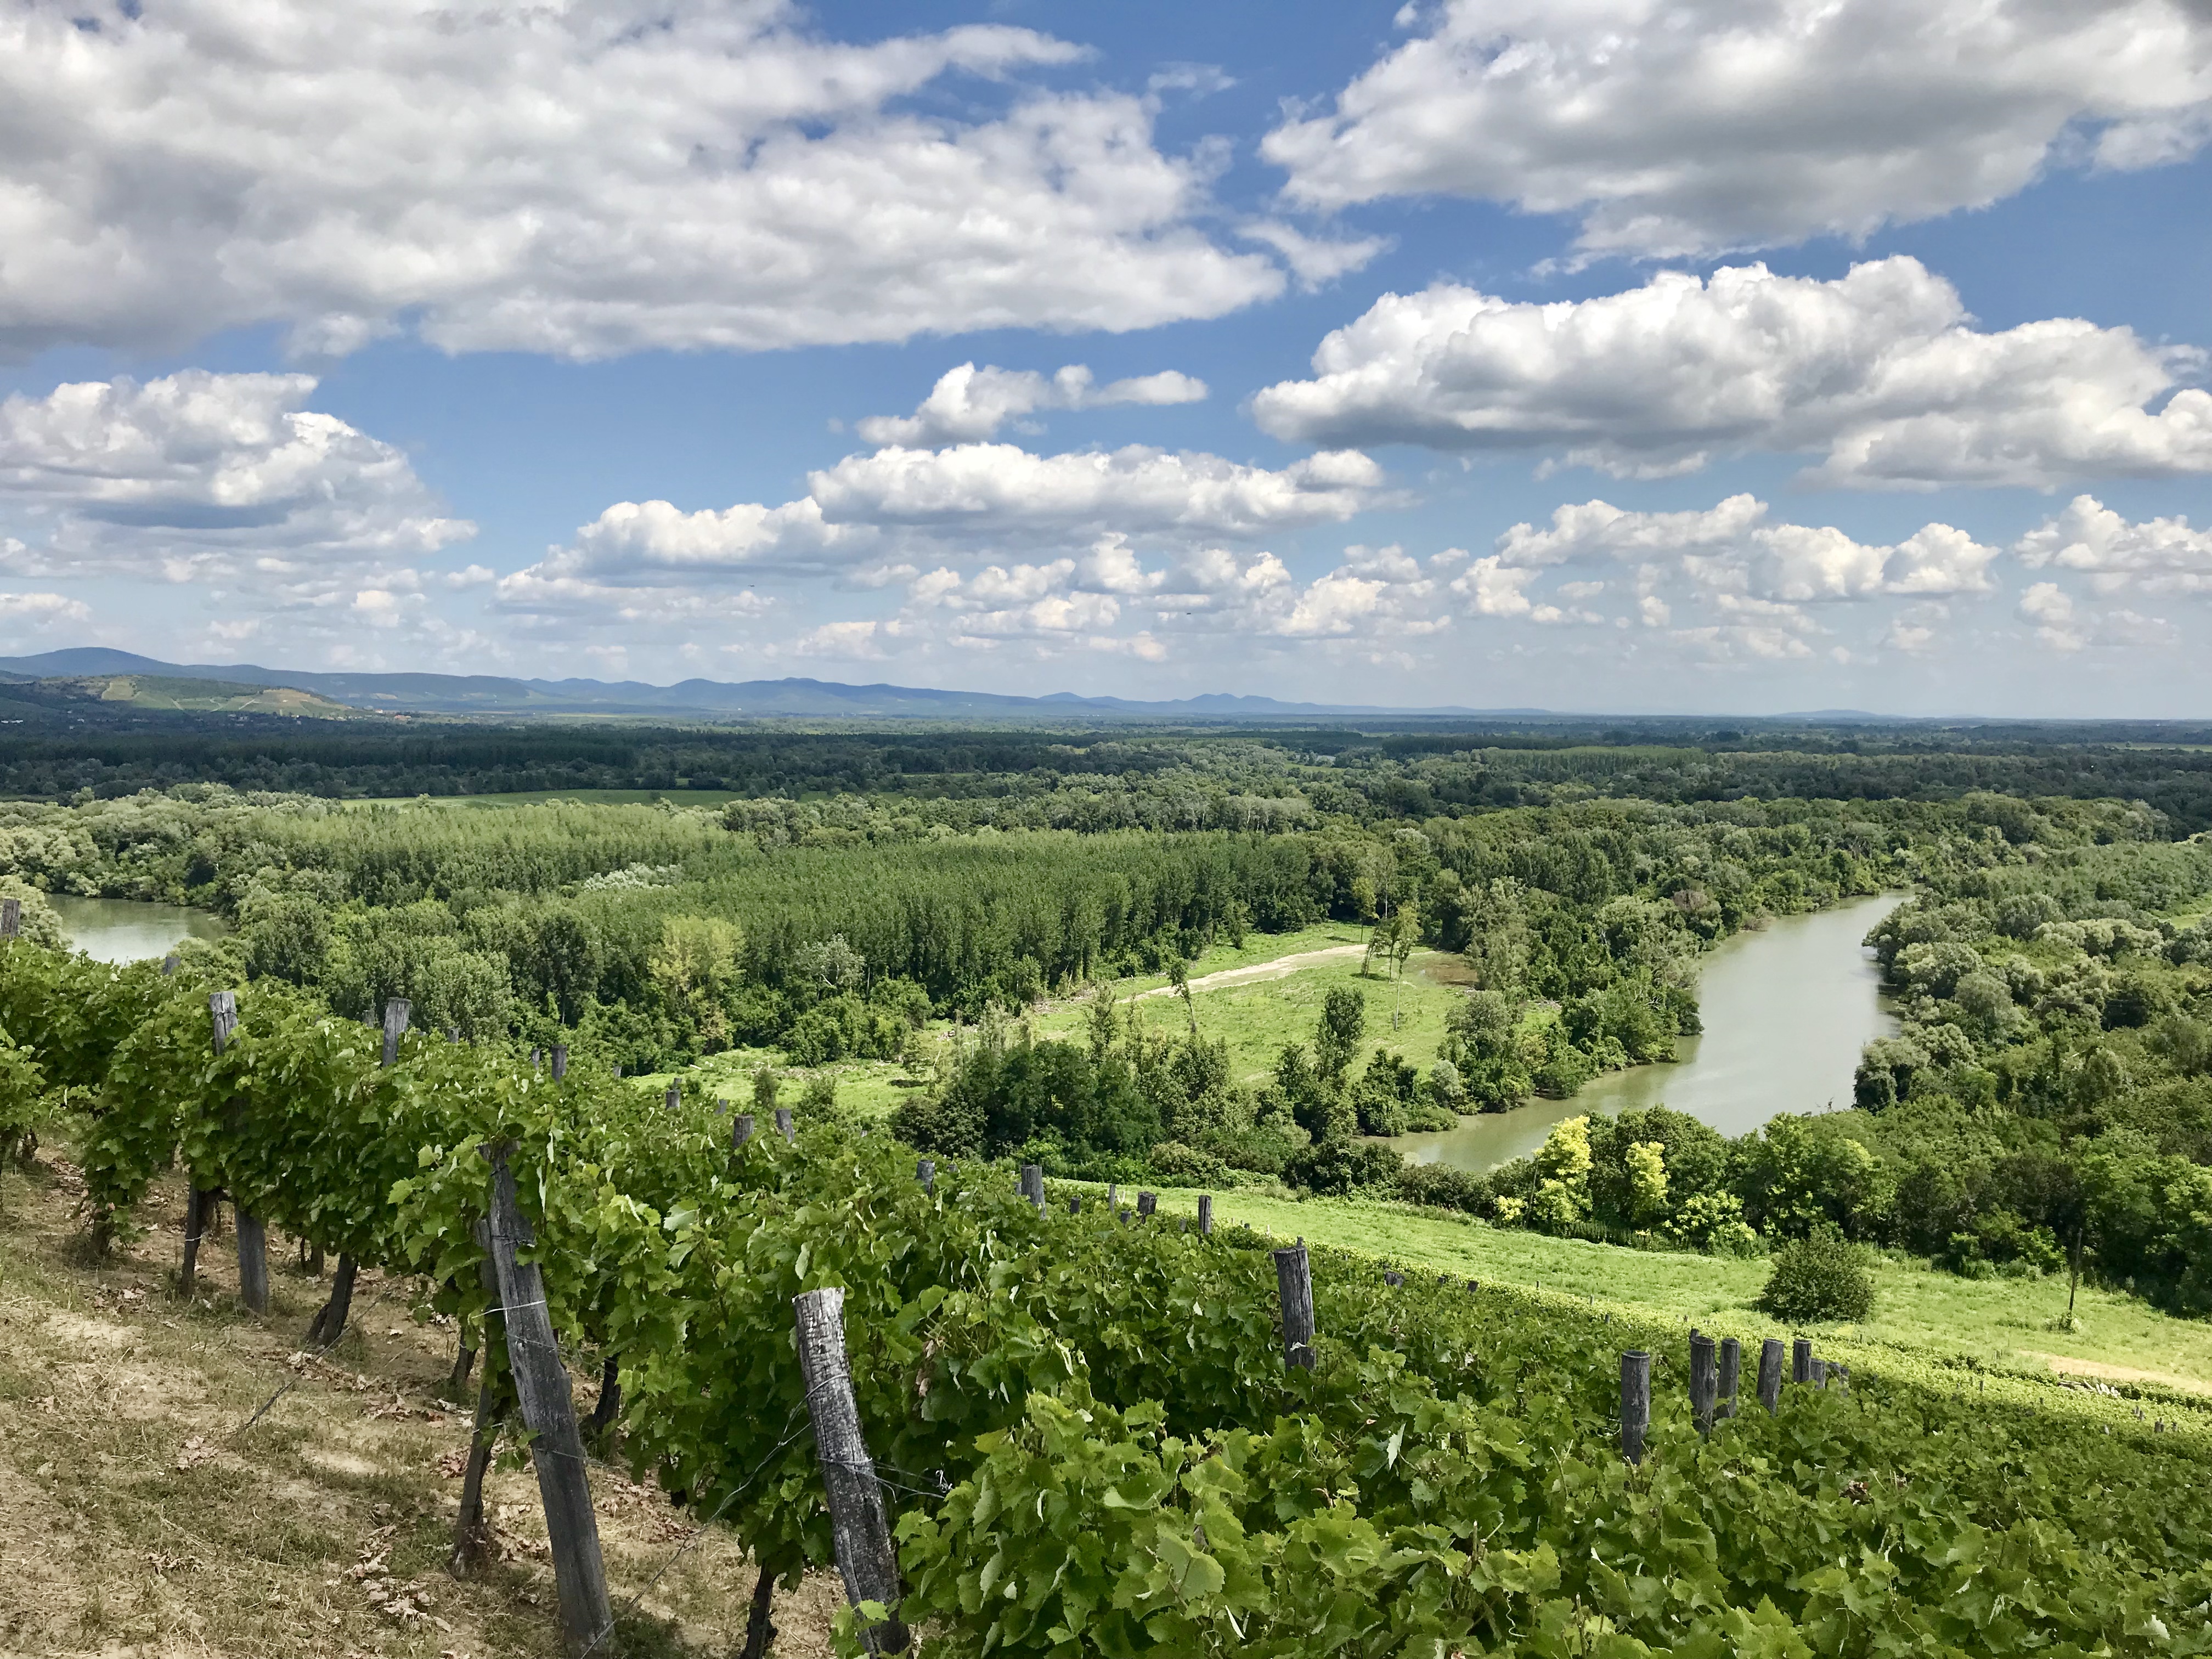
0,648 -> 1515,721
0,670 -> 366,720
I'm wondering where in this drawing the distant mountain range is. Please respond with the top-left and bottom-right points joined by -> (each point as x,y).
0,647 -> 1532,721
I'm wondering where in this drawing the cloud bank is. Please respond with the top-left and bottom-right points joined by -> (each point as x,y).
1264,0 -> 2212,258
1251,259 -> 2212,488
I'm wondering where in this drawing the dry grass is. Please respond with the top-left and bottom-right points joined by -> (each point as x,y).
0,1155 -> 843,1659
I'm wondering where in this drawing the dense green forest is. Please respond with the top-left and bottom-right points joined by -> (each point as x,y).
3,719 -> 2210,1321
10,714 -> 2212,827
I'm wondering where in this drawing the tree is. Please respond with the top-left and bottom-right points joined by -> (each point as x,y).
1314,985 -> 1366,1088
1167,957 -> 1198,1037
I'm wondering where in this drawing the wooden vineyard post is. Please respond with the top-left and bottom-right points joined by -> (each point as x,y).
1792,1337 -> 1812,1386
793,1288 -> 910,1655
1137,1190 -> 1157,1221
1383,1269 -> 1404,1287
665,1084 -> 681,1112
550,1045 -> 569,1081
1273,1242 -> 1316,1370
481,1142 -> 613,1655
1020,1164 -> 1045,1212
1718,1337 -> 1741,1420
1105,1183 -> 1118,1215
1068,1193 -> 1081,1215
1620,1352 -> 1651,1464
916,1158 -> 935,1196
1198,1194 -> 1213,1235
0,896 -> 18,936
208,992 -> 270,1315
1690,1333 -> 1718,1437
775,1107 -> 794,1141
1758,1338 -> 1785,1413
162,953 -> 178,977
733,1113 -> 756,1148
381,996 -> 410,1068
1811,1357 -> 1828,1389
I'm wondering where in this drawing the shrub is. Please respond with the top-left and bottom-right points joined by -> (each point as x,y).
1146,1139 -> 1227,1187
1757,1226 -> 1876,1323
1284,1137 -> 1403,1198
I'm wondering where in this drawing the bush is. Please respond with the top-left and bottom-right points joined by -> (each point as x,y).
1146,1139 -> 1227,1187
1284,1137 -> 1403,1198
1757,1226 -> 1876,1323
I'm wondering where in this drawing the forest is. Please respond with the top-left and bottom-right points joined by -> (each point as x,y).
2,723 -> 2209,1323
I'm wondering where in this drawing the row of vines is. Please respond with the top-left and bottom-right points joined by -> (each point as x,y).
4,937 -> 2211,1657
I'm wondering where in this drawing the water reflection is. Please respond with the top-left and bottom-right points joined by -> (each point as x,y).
48,894 -> 230,964
1386,894 -> 1903,1172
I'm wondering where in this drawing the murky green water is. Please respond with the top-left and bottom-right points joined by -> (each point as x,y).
1386,894 -> 1903,1172
49,894 -> 230,963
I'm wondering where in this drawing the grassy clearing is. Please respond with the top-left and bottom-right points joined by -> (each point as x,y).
1065,1184 -> 2212,1410
1031,941 -> 1469,1085
0,1155 -> 841,1659
343,789 -> 752,809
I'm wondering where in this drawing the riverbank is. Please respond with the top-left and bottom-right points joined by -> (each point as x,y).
1385,893 -> 1904,1171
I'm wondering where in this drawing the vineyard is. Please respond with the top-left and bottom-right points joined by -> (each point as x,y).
4,934 -> 2212,1658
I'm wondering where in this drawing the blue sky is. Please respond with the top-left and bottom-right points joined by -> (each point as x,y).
2,0 -> 2209,714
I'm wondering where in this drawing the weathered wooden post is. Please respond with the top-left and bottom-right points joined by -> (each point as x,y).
481,1141 -> 612,1655
916,1158 -> 934,1196
665,1084 -> 681,1112
1690,1333 -> 1718,1437
0,896 -> 18,937
1105,1182 -> 1119,1215
1137,1190 -> 1156,1221
162,953 -> 179,977
1068,1193 -> 1081,1215
1792,1336 -> 1812,1385
1758,1338 -> 1785,1413
1383,1269 -> 1404,1287
550,1045 -> 568,1081
793,1288 -> 910,1655
775,1107 -> 794,1141
733,1113 -> 756,1148
207,992 -> 269,1315
1198,1194 -> 1213,1235
1273,1242 -> 1316,1370
1020,1164 -> 1045,1212
1810,1357 -> 1828,1389
1718,1336 -> 1741,1419
1620,1351 -> 1651,1464
381,996 -> 410,1068
531,1046 -> 542,1069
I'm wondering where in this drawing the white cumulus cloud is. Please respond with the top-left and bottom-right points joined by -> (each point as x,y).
0,0 -> 1287,360
2016,495 -> 2212,594
0,370 -> 475,579
855,363 -> 1208,448
1262,0 -> 2212,259
1497,495 -> 2001,601
1250,258 -> 2212,488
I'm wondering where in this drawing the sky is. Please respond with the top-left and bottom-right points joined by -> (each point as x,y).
1,0 -> 2209,716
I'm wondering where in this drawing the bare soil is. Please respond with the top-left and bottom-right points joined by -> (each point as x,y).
0,1153 -> 843,1658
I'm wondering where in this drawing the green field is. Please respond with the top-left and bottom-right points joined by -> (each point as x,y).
1063,1184 -> 2212,1408
1029,927 -> 1469,1082
345,787 -> 751,808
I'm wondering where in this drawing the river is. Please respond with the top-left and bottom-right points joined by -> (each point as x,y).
1386,893 -> 1903,1172
48,894 -> 230,963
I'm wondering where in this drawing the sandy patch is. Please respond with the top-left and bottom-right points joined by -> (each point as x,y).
1131,943 -> 1367,998
2025,1351 -> 2212,1397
